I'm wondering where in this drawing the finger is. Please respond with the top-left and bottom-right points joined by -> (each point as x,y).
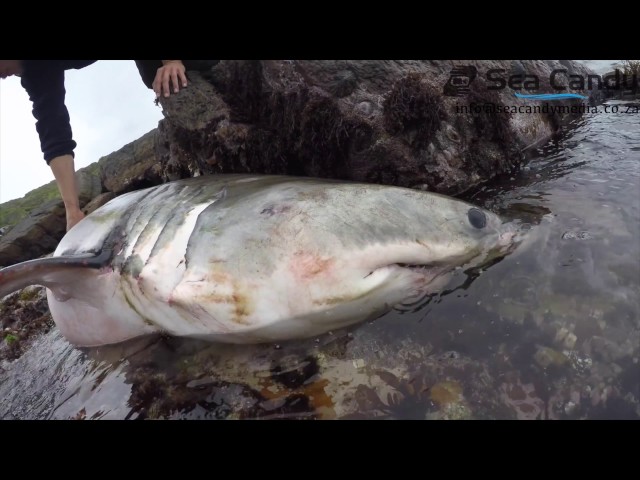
162,71 -> 171,97
152,75 -> 161,97
179,69 -> 188,88
171,70 -> 180,94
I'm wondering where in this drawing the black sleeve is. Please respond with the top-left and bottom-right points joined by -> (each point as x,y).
134,60 -> 163,89
20,61 -> 77,164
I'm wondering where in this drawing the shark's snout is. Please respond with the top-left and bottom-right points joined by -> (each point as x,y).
494,221 -> 529,257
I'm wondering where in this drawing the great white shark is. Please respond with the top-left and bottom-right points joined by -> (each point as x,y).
0,175 -> 518,346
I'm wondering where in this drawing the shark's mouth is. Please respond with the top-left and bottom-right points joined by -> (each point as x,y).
396,262 -> 446,270
389,232 -> 521,314
393,262 -> 457,289
392,263 -> 455,315
362,261 -> 452,285
393,262 -> 454,280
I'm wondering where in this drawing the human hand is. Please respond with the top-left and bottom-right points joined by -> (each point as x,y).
66,207 -> 85,231
0,60 -> 22,79
153,60 -> 188,98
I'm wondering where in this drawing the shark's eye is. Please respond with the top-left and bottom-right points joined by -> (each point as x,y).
468,208 -> 487,229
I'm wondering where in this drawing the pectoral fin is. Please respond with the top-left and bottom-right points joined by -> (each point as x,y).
0,249 -> 112,299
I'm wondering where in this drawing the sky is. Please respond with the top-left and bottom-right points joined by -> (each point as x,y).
0,60 -> 625,203
577,60 -> 622,74
0,60 -> 164,203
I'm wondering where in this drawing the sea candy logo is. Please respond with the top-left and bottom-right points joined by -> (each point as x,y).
443,66 -> 638,100
443,66 -> 478,97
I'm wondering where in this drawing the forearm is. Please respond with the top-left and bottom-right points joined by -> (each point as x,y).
49,155 -> 80,209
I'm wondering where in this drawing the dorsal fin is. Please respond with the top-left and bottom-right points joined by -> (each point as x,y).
0,249 -> 112,298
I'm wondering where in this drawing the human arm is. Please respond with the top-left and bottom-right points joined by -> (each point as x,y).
152,60 -> 188,98
20,61 -> 84,231
49,155 -> 85,231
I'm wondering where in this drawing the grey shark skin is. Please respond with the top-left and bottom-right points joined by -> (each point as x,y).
0,175 -> 517,347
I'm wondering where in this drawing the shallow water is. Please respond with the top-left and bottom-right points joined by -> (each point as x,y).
1,101 -> 638,419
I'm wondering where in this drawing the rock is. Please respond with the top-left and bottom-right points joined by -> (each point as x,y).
98,129 -> 161,194
0,162 -> 102,266
430,380 -> 463,406
76,167 -> 103,204
564,332 -> 578,350
153,60 -> 599,196
564,400 -> 578,416
0,199 -> 65,266
555,327 -> 569,344
500,381 -> 547,420
0,286 -> 53,362
534,346 -> 569,368
82,192 -> 118,216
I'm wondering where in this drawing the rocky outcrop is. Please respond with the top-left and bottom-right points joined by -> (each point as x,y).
98,129 -> 161,194
154,60 -> 599,194
0,286 -> 53,362
0,165 -> 102,267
